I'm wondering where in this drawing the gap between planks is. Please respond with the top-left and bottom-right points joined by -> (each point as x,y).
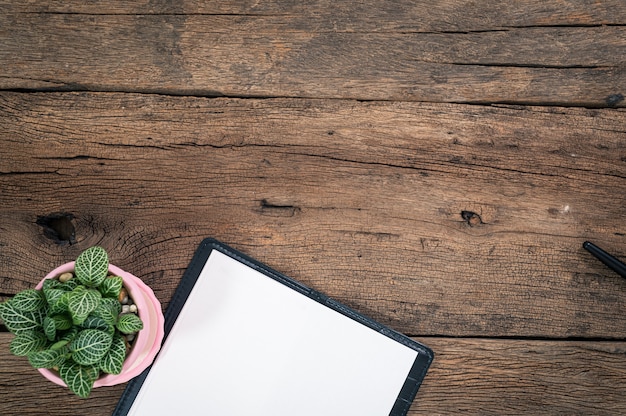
2,87 -> 624,110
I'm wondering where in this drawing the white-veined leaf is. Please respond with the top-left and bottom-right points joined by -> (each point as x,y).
99,334 -> 127,375
50,339 -> 70,350
0,301 -> 45,334
74,246 -> 109,288
28,347 -> 67,368
43,288 -> 65,308
0,301 -> 8,326
58,279 -> 78,291
92,297 -> 120,326
99,276 -> 123,298
59,327 -> 79,343
49,291 -> 72,315
9,331 -> 47,356
42,278 -> 62,291
43,316 -> 56,341
80,314 -> 110,331
59,361 -> 99,398
68,287 -> 101,325
69,329 -> 113,366
116,313 -> 143,334
11,290 -> 46,312
51,314 -> 73,330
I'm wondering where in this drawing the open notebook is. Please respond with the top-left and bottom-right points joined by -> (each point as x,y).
113,239 -> 433,416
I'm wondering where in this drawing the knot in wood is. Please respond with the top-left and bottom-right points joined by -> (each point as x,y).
461,210 -> 483,227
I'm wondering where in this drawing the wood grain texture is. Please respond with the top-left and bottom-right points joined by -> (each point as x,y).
1,1 -> 624,105
1,92 -> 625,338
417,338 -> 626,415
4,0 -> 625,27
2,333 -> 625,415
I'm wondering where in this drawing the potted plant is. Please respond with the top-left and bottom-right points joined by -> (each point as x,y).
0,246 -> 165,397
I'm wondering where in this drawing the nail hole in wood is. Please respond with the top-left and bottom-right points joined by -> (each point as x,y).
606,93 -> 624,107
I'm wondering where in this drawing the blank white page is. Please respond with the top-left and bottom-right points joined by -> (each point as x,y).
127,250 -> 419,416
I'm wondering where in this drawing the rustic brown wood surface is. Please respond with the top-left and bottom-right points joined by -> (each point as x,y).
1,1 -> 625,105
1,0 -> 625,414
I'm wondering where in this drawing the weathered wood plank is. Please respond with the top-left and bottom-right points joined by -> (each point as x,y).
4,0 -> 625,28
1,92 -> 625,338
417,338 -> 626,415
1,5 -> 624,105
2,334 -> 625,415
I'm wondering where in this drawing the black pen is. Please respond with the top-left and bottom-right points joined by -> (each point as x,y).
583,241 -> 626,279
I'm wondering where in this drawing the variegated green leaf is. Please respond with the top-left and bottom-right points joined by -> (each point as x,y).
68,287 -> 101,325
99,334 -> 127,375
0,301 -> 8,326
104,297 -> 122,314
0,301 -> 45,334
58,279 -> 79,291
43,288 -> 65,308
70,329 -> 113,366
11,289 -> 46,312
59,327 -> 79,343
9,331 -> 47,356
50,291 -> 72,315
28,347 -> 67,368
59,361 -> 99,398
92,297 -> 120,326
99,276 -> 123,298
80,314 -> 110,332
74,246 -> 109,288
116,313 -> 143,334
43,316 -> 56,341
42,278 -> 62,291
51,314 -> 73,330
50,339 -> 70,350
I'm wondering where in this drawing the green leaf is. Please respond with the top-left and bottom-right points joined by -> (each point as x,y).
43,316 -> 56,341
50,339 -> 70,350
68,287 -> 101,325
43,288 -> 66,308
0,301 -> 45,334
51,314 -> 73,330
42,278 -> 62,291
50,291 -> 72,315
74,246 -> 109,288
99,334 -> 127,375
69,329 -> 113,366
58,279 -> 79,292
116,313 -> 143,334
104,297 -> 122,314
11,290 -> 46,312
92,297 -> 120,326
59,361 -> 99,398
59,327 -> 79,343
80,314 -> 110,332
43,277 -> 78,293
9,331 -> 47,356
0,303 -> 7,327
28,347 -> 67,368
99,276 -> 123,298
0,300 -> 10,323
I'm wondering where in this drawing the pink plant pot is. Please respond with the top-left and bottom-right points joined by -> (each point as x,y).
35,262 -> 165,388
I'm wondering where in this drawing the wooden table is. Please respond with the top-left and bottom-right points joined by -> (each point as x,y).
1,1 -> 625,414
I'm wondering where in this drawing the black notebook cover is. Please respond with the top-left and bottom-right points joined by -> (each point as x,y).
112,238 -> 433,416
